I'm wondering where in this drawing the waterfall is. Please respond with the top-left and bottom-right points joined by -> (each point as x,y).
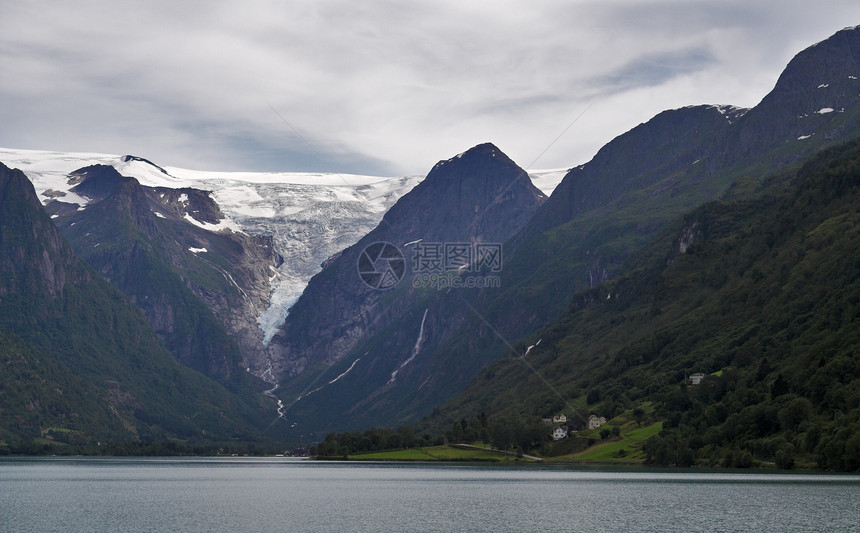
389,309 -> 429,384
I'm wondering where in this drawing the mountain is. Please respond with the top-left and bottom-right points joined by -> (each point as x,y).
0,149 -> 436,378
44,164 -> 279,391
399,25 -> 860,426
266,143 -> 546,436
0,146 -> 560,444
3,26 -> 858,450
424,138 -> 860,471
0,162 -> 270,450
272,26 -> 860,440
492,25 -> 860,338
0,149 -> 562,380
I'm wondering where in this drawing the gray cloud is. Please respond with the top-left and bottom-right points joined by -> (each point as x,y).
591,47 -> 717,95
1,1 -> 859,175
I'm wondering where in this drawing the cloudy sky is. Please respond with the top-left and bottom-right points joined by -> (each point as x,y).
2,1 -> 859,176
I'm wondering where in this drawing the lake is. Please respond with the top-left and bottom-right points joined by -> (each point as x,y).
1,457 -> 859,532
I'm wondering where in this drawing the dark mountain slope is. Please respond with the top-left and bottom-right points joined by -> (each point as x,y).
49,165 -> 280,391
730,25 -> 860,164
0,162 -> 271,449
426,139 -> 860,470
273,27 -> 860,440
267,143 -> 545,436
419,26 -> 860,411
529,104 -> 745,234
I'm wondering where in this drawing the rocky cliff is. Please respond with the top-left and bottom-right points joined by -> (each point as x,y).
0,161 -> 271,446
48,165 -> 280,390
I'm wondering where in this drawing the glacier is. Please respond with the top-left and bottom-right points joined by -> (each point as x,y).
0,147 -> 566,347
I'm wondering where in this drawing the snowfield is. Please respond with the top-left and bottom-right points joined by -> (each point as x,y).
0,147 -> 565,343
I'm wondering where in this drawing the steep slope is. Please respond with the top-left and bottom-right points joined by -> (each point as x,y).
47,165 -> 280,391
0,149 -> 561,384
283,26 -> 860,440
0,162 -> 271,449
0,148 -> 429,353
426,138 -> 860,471
417,26 -> 860,411
267,143 -> 545,436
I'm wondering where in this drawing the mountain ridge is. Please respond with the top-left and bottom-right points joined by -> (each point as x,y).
270,25 -> 860,440
48,165 -> 278,390
421,137 -> 860,471
0,161 -> 272,448
265,142 -> 546,437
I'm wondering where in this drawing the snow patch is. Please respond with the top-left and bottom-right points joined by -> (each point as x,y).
183,213 -> 242,233
817,108 -> 835,114
188,247 -> 207,253
798,135 -> 813,140
154,211 -> 165,218
818,84 -> 829,89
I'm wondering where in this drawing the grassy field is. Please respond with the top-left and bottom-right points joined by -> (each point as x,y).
347,448 -> 437,461
347,444 -> 533,462
549,421 -> 662,463
344,408 -> 663,464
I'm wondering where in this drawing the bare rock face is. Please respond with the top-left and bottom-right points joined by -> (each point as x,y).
0,163 -> 80,298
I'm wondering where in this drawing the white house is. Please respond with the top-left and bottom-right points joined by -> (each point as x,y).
552,414 -> 567,424
588,415 -> 603,430
552,426 -> 568,441
689,372 -> 706,385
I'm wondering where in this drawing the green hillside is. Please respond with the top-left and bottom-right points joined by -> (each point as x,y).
423,139 -> 860,471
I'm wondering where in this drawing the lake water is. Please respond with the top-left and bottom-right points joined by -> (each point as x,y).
2,457 -> 859,532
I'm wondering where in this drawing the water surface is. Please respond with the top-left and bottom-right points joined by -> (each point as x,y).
2,457 -> 858,532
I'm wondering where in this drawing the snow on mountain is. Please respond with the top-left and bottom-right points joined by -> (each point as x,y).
0,147 -> 565,344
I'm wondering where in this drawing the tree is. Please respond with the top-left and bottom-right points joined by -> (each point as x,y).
632,407 -> 645,427
770,374 -> 790,398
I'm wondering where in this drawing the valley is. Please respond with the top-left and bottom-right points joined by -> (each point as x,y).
1,26 -> 859,471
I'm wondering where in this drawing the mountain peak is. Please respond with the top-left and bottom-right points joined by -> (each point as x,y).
69,164 -> 137,202
0,161 -> 41,210
460,141 -> 505,158
430,142 -> 516,174
380,143 -> 544,243
267,142 -> 547,397
759,25 -> 860,113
